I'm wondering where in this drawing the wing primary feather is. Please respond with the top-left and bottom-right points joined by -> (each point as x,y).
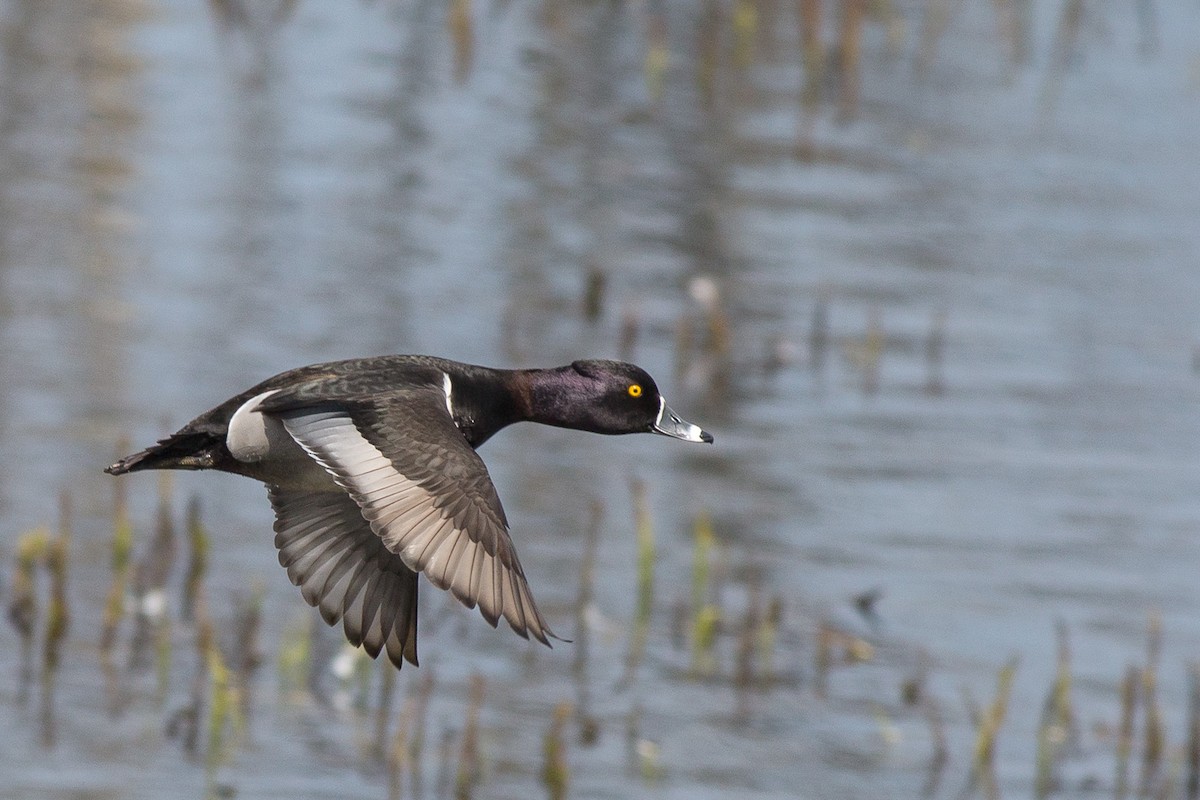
497,563 -> 526,638
291,534 -> 358,605
438,528 -> 472,595
362,576 -> 400,660
354,565 -> 387,654
521,583 -> 552,646
314,538 -> 372,623
476,552 -> 499,627
452,541 -> 480,608
375,575 -> 402,660
400,577 -> 419,666
388,571 -> 416,660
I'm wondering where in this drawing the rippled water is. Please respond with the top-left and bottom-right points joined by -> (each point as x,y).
2,1 -> 1199,798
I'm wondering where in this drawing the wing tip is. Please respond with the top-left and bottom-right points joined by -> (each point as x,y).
542,625 -> 570,647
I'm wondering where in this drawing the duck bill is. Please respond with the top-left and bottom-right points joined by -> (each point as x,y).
652,398 -> 714,443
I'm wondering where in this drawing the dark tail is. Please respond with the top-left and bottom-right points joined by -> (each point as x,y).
105,432 -> 222,476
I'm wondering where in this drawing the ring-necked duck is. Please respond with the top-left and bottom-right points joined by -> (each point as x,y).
107,355 -> 712,669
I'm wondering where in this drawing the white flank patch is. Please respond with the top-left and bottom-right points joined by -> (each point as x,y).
442,372 -> 454,418
227,389 -> 282,462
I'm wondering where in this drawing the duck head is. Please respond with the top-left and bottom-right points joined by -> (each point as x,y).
529,360 -> 713,443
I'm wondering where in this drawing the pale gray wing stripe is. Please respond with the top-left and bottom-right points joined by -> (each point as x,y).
279,408 -> 553,644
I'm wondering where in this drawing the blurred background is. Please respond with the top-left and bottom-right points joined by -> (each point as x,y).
2,0 -> 1199,798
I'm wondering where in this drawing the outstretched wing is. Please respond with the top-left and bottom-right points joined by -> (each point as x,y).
268,486 -> 419,668
267,386 -> 556,645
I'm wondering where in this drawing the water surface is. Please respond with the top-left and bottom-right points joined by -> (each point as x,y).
1,1 -> 1199,798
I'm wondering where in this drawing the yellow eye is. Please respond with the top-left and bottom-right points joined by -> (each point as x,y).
628,384 -> 643,398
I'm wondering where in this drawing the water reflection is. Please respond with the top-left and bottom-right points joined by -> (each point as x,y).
0,1 -> 143,523
2,0 -> 1200,798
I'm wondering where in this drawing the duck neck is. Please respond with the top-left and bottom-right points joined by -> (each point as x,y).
441,365 -> 522,448
448,364 -> 598,447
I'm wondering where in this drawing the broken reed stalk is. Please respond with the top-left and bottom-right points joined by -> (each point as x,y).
914,0 -> 955,77
572,500 -> 603,743
690,510 -> 719,676
796,0 -> 823,157
814,624 -> 832,697
152,476 -> 176,693
809,288 -> 830,371
101,443 -> 132,709
276,615 -> 312,697
862,308 -> 883,395
1038,0 -> 1084,120
457,675 -> 490,800
206,0 -> 250,31
408,670 -> 436,799
836,0 -> 865,121
9,528 -> 48,705
1034,621 -> 1076,799
1187,663 -> 1200,800
436,726 -> 455,800
40,495 -> 71,747
757,596 -> 782,684
925,309 -> 946,395
620,478 -> 654,689
1136,0 -> 1159,58
449,0 -> 473,83
875,0 -> 905,55
618,304 -> 640,362
181,495 -> 209,624
922,693 -> 949,798
1115,664 -> 1139,800
168,611 -> 209,758
231,587 -> 264,721
691,510 -> 713,614
989,0 -> 1025,72
542,700 -> 573,800
697,280 -> 732,365
346,648 -> 375,713
387,695 -> 413,800
101,464 -> 134,656
673,313 -> 693,385
189,613 -> 213,753
798,0 -> 823,100
204,619 -> 242,786
643,4 -> 669,103
1053,621 -> 1077,739
155,604 -> 173,703
732,0 -> 758,69
696,0 -> 720,105
582,266 -> 607,322
734,581 -> 761,708
1140,612 -> 1165,795
625,699 -> 644,771
129,472 -> 177,673
156,471 -> 177,571
371,662 -> 397,764
966,656 -> 1019,797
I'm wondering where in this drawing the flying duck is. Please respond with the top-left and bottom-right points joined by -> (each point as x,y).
106,355 -> 712,669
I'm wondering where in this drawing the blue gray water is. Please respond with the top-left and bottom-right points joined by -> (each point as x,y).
1,1 -> 1199,798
